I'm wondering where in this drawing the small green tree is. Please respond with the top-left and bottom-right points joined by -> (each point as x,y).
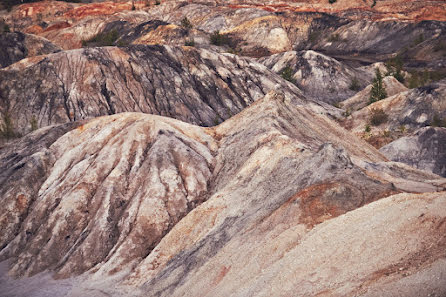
181,17 -> 193,29
369,68 -> 387,104
280,66 -> 296,84
370,108 -> 388,126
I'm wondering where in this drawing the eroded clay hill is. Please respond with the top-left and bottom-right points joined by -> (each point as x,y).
2,0 -> 446,61
342,80 -> 446,143
1,44 -> 330,135
0,32 -> 60,68
1,92 -> 445,296
1,1 -> 446,296
259,50 -> 372,103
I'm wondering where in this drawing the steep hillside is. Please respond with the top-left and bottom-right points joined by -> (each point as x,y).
1,92 -> 445,296
381,127 -> 446,177
3,1 -> 446,61
1,45 -> 336,136
343,79 -> 446,136
340,75 -> 408,112
0,32 -> 60,68
1,1 -> 446,296
259,50 -> 372,103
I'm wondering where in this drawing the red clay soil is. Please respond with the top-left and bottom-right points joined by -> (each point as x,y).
12,0 -> 446,22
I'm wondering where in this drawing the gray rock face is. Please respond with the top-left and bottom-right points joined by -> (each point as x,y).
380,127 -> 446,177
259,50 -> 371,103
0,44 -> 310,136
0,32 -> 61,68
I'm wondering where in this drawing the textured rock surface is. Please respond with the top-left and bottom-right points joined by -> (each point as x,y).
1,45 -> 334,136
380,127 -> 446,177
1,92 -> 445,297
259,50 -> 371,103
0,32 -> 61,68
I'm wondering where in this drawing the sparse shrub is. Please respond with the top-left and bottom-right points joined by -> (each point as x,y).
408,69 -> 429,89
1,21 -> 10,33
369,68 -> 387,104
280,66 -> 296,84
226,107 -> 233,118
328,0 -> 337,3
349,77 -> 360,91
184,39 -> 195,47
365,124 -> 371,133
369,108 -> 388,126
385,55 -> 405,83
308,31 -> 320,43
181,17 -> 193,29
432,114 -> 446,128
82,30 -> 119,47
0,112 -> 16,139
210,31 -> 230,46
398,125 -> 406,133
412,34 -> 425,46
392,69 -> 404,83
213,115 -> 221,126
30,116 -> 38,132
155,0 -> 160,5
433,41 -> 446,53
117,39 -> 130,47
227,47 -> 241,55
371,0 -> 377,8
328,33 -> 341,42
36,13 -> 43,22
407,69 -> 446,89
382,129 -> 391,137
343,108 -> 352,118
